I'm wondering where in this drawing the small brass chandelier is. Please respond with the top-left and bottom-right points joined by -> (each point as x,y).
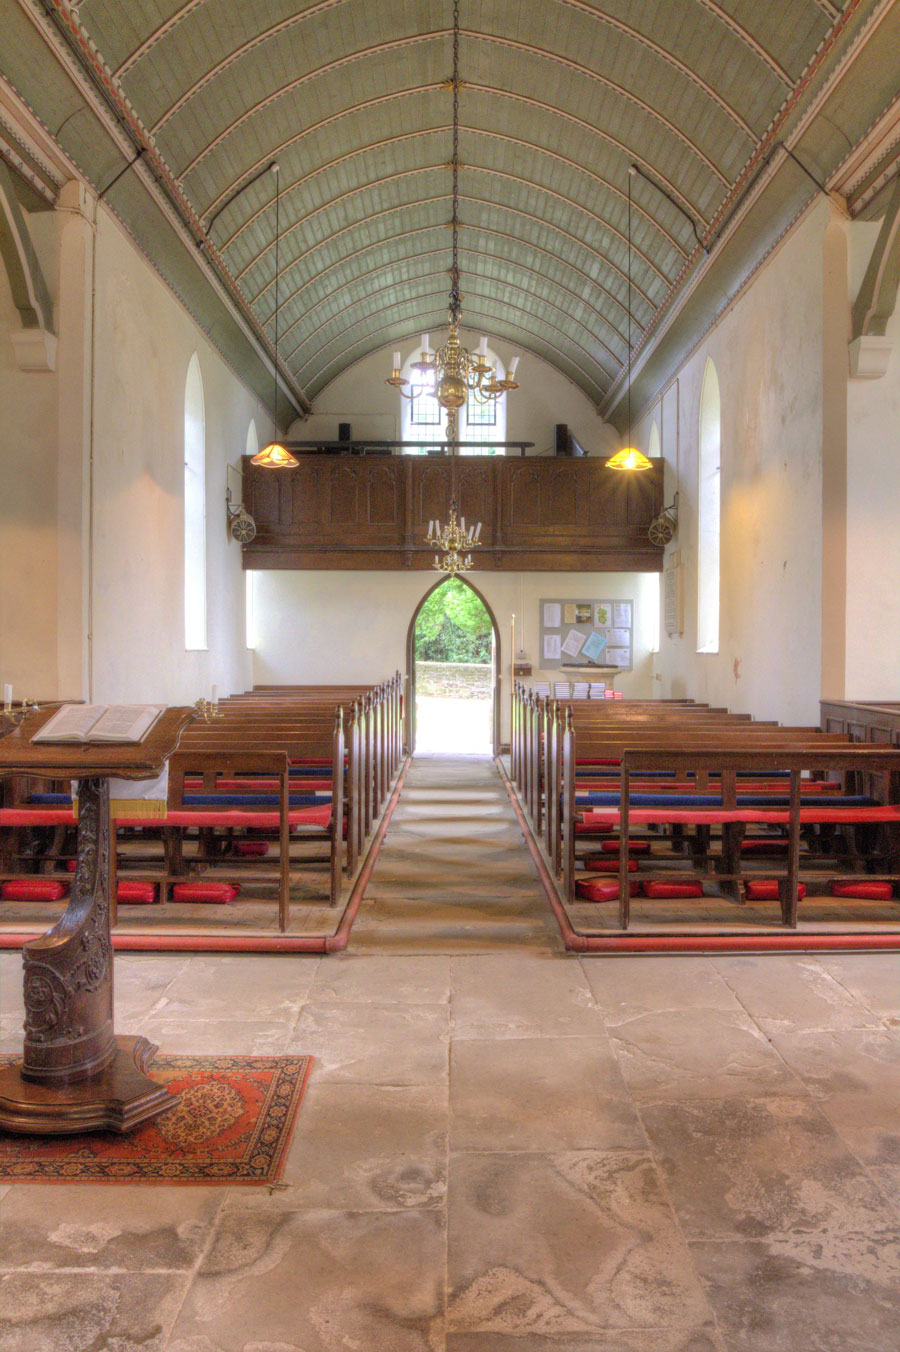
427,501 -> 481,575
386,0 -> 520,443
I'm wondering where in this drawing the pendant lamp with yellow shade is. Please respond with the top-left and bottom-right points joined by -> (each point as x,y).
607,166 -> 652,473
252,163 -> 298,470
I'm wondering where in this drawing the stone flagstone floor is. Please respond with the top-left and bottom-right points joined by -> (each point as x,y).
0,754 -> 899,1350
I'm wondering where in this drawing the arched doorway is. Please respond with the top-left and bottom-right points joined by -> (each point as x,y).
406,576 -> 501,756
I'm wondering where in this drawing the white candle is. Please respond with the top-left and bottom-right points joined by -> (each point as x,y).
478,335 -> 488,355
508,355 -> 520,376
474,522 -> 482,540
211,684 -> 218,705
3,684 -> 11,707
421,332 -> 430,353
392,351 -> 401,372
460,516 -> 466,533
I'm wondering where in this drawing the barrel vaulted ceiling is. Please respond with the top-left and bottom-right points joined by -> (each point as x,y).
2,0 -> 899,423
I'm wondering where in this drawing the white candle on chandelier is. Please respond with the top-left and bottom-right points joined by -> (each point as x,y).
508,355 -> 520,377
3,683 -> 11,708
460,516 -> 466,533
474,522 -> 482,541
421,333 -> 430,355
392,351 -> 401,373
478,335 -> 488,356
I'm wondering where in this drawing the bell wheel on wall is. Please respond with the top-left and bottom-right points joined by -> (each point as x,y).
648,495 -> 678,547
230,511 -> 257,544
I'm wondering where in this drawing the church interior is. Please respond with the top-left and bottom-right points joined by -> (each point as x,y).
1,0 -> 900,1348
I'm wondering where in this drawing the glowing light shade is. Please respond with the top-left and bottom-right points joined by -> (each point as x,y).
606,447 -> 653,472
251,441 -> 298,469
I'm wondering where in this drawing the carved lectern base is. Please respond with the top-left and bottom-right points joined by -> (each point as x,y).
0,1036 -> 175,1135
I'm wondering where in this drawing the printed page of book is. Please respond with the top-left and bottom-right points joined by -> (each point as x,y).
31,704 -> 106,743
88,705 -> 164,743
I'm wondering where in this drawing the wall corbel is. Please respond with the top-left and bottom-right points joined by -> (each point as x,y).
850,175 -> 900,380
0,159 -> 56,370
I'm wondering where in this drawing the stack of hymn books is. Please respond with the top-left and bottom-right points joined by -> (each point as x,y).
32,704 -> 165,745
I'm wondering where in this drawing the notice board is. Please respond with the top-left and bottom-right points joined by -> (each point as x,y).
539,598 -> 634,671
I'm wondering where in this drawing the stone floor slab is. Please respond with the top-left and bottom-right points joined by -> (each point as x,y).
288,1000 -> 449,1084
690,1235 -> 900,1352
451,953 -> 606,1040
166,1207 -> 445,1352
640,1094 -> 900,1241
714,955 -> 885,1033
0,1185 -> 224,1271
450,1035 -> 644,1152
152,953 -> 320,1022
225,1082 -> 447,1212
579,956 -> 743,1024
447,1151 -> 712,1335
0,1270 -> 190,1352
310,954 -> 451,1004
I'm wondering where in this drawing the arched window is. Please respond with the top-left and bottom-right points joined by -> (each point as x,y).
184,354 -> 207,650
245,420 -> 258,649
697,358 -> 721,654
648,420 -> 660,460
397,341 -> 507,452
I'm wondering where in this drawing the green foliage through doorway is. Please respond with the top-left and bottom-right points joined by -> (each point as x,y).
414,579 -> 492,663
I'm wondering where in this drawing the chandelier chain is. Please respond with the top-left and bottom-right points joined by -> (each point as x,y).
450,0 -> 461,323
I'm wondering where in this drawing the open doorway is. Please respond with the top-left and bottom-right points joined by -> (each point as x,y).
407,577 -> 500,755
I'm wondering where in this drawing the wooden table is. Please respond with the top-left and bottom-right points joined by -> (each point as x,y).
0,707 -> 193,1134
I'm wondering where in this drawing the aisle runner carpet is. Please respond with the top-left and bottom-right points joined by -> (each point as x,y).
0,1053 -> 312,1184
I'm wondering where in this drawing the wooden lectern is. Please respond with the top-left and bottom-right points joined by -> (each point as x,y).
0,707 -> 193,1134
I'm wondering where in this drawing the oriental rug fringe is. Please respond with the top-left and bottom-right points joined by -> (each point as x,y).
0,1053 -> 312,1184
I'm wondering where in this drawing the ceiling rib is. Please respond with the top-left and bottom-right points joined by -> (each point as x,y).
173,30 -> 734,186
296,292 -> 610,402
273,224 -> 642,350
253,204 -> 659,332
221,129 -> 691,266
136,4 -> 757,142
280,260 -> 624,377
204,83 -> 708,230
242,165 -> 673,304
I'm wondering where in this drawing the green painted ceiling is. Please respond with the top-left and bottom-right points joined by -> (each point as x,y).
4,0 -> 898,417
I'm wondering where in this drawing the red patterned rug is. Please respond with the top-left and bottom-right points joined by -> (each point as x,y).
0,1054 -> 312,1184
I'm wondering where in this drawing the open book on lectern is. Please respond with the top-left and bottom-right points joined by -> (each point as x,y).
31,704 -> 165,745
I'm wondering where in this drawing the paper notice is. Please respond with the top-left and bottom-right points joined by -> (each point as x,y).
574,603 -> 593,623
563,603 -> 577,624
607,628 -> 630,646
561,628 -> 586,658
606,647 -> 630,667
543,602 -> 561,629
582,631 -> 607,662
543,633 -> 561,661
612,602 -> 632,628
595,602 -> 610,627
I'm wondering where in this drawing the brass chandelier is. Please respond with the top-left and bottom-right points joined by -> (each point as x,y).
427,501 -> 481,575
386,0 -> 520,443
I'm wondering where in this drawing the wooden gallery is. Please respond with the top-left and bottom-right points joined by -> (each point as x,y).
1,2 -> 899,1348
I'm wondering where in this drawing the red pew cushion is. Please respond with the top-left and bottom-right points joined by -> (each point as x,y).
741,839 -> 789,855
0,809 -> 75,827
117,881 -> 156,904
830,881 -> 894,900
641,881 -> 704,898
171,882 -> 241,904
584,858 -> 639,873
575,820 -> 614,834
744,880 -> 806,900
575,877 -> 641,902
1,879 -> 68,901
599,840 -> 651,854
235,840 -> 269,857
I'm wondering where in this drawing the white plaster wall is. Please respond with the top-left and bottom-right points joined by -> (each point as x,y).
252,568 -> 660,742
0,208 -> 61,701
87,209 -> 269,704
290,334 -> 619,457
654,205 -> 828,726
843,221 -> 900,698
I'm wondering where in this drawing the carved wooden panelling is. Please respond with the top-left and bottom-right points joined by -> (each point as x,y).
243,454 -> 664,571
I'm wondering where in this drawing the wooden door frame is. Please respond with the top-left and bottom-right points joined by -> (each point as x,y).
406,575 -> 502,756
